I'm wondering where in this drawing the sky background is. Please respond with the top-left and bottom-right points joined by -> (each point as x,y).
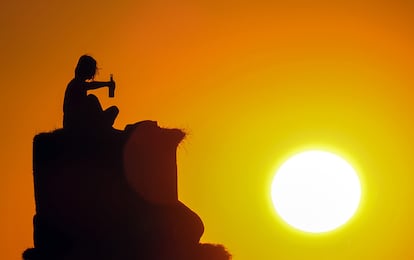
2,0 -> 414,259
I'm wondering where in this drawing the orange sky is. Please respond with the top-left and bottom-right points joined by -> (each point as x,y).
2,1 -> 414,259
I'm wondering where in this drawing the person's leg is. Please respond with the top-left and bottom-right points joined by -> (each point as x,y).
86,94 -> 103,113
103,106 -> 119,127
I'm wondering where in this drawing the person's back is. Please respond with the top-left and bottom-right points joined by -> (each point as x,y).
63,78 -> 91,129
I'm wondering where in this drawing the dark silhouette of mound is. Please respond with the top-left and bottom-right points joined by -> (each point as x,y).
23,121 -> 231,259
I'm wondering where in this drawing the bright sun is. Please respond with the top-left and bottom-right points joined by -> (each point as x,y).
271,150 -> 361,233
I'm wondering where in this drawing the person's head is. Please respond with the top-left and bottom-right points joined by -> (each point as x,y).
75,55 -> 97,81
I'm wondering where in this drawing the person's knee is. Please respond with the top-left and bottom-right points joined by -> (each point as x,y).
107,106 -> 119,116
103,106 -> 119,126
87,94 -> 99,103
86,94 -> 103,111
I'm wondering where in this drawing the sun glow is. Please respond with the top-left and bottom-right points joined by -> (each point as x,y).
271,150 -> 361,233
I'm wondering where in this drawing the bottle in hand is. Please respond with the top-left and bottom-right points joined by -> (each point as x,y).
109,74 -> 115,97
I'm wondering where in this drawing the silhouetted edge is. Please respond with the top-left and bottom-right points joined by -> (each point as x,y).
24,121 -> 231,260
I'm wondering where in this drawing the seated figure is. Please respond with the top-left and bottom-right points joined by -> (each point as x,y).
63,55 -> 118,131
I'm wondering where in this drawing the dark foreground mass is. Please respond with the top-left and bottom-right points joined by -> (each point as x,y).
23,121 -> 231,260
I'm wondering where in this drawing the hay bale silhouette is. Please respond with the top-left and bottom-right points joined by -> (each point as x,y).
24,121 -> 230,260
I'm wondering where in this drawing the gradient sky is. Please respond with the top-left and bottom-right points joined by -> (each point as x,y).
2,1 -> 414,259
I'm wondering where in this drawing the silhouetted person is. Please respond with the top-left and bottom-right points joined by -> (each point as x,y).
63,55 -> 118,130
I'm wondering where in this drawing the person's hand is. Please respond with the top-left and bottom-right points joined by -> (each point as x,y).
109,81 -> 116,89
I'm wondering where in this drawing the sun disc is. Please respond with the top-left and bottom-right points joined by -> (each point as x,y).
271,150 -> 361,233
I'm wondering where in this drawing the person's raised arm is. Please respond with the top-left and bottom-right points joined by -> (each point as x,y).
83,80 -> 115,91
